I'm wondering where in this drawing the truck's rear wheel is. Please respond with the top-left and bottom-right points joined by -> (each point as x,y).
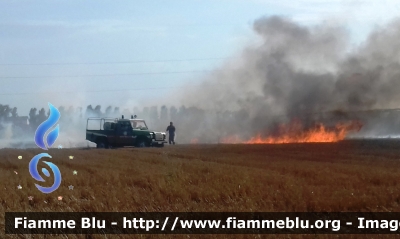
96,141 -> 109,149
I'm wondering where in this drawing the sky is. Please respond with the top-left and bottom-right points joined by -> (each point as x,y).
1,0 -> 400,115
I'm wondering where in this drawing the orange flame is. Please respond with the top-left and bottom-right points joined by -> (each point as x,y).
221,120 -> 362,144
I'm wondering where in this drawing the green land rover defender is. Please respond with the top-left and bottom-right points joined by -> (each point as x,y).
86,115 -> 167,148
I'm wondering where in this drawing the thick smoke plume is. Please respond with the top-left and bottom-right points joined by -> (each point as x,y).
176,16 -> 400,142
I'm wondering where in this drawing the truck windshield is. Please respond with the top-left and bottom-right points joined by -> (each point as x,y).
131,120 -> 147,129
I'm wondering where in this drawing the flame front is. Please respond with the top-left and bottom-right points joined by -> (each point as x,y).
221,120 -> 362,144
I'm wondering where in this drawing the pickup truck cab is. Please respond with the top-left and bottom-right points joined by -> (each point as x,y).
86,116 -> 166,148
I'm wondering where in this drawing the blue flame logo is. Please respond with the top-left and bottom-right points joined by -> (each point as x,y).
34,103 -> 60,150
29,103 -> 62,194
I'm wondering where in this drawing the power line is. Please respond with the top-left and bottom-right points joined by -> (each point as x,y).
0,86 -> 181,96
0,70 -> 212,79
0,57 -> 234,66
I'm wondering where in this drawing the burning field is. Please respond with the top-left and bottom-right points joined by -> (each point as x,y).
1,11 -> 400,239
219,120 -> 363,144
2,142 -> 400,238
174,16 -> 400,144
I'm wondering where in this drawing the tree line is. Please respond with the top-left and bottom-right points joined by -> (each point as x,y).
0,103 -> 241,142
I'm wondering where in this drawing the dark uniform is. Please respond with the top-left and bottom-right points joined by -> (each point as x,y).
166,122 -> 176,145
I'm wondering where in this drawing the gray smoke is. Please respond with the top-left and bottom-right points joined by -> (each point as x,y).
4,16 -> 400,147
175,16 -> 400,142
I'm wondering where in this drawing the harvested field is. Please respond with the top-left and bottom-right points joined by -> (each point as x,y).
1,141 -> 400,238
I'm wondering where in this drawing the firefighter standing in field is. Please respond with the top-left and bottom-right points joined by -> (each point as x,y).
166,122 -> 176,145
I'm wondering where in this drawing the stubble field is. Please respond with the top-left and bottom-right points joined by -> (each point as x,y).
1,141 -> 400,238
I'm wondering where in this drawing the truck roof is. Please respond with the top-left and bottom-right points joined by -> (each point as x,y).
86,117 -> 146,122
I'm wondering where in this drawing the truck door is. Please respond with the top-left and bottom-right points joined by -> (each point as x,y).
116,122 -> 134,146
